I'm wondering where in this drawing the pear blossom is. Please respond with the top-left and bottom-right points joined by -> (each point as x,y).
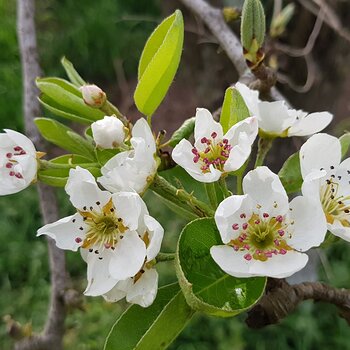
172,108 -> 258,183
80,84 -> 106,108
98,118 -> 158,194
91,115 -> 126,149
210,166 -> 327,278
37,167 -> 164,298
102,215 -> 164,307
235,82 -> 333,137
300,133 -> 350,242
0,129 -> 38,195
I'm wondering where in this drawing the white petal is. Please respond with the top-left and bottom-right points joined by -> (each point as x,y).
224,136 -> 252,172
288,112 -> 333,137
215,195 -> 253,244
235,82 -> 261,117
126,268 -> 158,307
4,129 -> 36,155
257,101 -> 294,134
211,245 -> 308,278
112,192 -> 148,231
65,167 -> 111,211
194,108 -> 223,144
109,231 -> 146,280
224,116 -> 258,146
37,213 -> 85,251
243,166 -> 289,217
299,133 -> 341,178
328,222 -> 350,242
132,118 -> 156,154
288,196 -> 327,251
84,249 -> 118,296
103,279 -> 132,303
144,215 -> 164,261
301,169 -> 326,199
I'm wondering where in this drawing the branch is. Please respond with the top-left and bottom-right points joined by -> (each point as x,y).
246,278 -> 350,329
16,0 -> 67,349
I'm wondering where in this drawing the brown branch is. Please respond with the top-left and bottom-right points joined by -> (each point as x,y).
16,0 -> 67,349
246,278 -> 350,329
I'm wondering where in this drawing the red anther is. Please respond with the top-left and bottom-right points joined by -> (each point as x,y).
242,223 -> 248,230
15,173 -> 23,179
9,171 -> 15,176
6,163 -> 13,169
279,249 -> 287,255
274,239 -> 280,246
104,243 -> 111,249
263,213 -> 269,218
232,223 -> 239,230
223,139 -> 228,144
278,229 -> 285,236
240,213 -> 246,219
204,147 -> 210,154
244,253 -> 252,261
6,153 -> 12,158
211,132 -> 217,139
75,237 -> 82,243
191,148 -> 198,155
19,150 -> 26,155
13,146 -> 22,152
243,244 -> 250,250
233,245 -> 239,251
276,215 -> 283,222
201,137 -> 208,144
265,251 -> 272,258
255,220 -> 260,225
193,156 -> 200,163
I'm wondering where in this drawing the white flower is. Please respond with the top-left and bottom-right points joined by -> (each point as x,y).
98,118 -> 158,194
300,133 -> 350,242
103,215 -> 164,307
210,166 -> 327,278
80,84 -> 106,108
235,82 -> 333,137
91,115 -> 126,149
172,108 -> 258,183
37,167 -> 164,299
0,129 -> 38,195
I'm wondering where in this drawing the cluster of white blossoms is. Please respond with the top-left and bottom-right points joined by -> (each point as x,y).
2,81 -> 348,306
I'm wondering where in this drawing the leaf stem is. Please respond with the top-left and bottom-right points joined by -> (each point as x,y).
150,174 -> 214,217
254,137 -> 274,168
219,177 -> 231,198
236,173 -> 243,195
156,252 -> 175,262
205,183 -> 218,209
39,159 -> 99,170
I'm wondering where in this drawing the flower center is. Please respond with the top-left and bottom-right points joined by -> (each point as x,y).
3,146 -> 27,179
321,178 -> 350,227
229,213 -> 292,261
78,199 -> 128,250
192,132 -> 232,173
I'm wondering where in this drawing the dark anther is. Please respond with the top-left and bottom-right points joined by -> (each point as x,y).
94,250 -> 99,254
79,227 -> 84,230
83,206 -> 87,211
96,201 -> 100,205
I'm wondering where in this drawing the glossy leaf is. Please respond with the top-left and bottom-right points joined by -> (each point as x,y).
104,283 -> 194,350
340,132 -> 350,158
35,118 -> 95,160
61,56 -> 86,87
220,87 -> 250,134
176,218 -> 266,317
36,77 -> 104,121
278,151 -> 302,194
168,117 -> 195,147
134,10 -> 184,116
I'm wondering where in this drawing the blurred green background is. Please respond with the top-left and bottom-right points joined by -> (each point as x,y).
1,0 -> 350,349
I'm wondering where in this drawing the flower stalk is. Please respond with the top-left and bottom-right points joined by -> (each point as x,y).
254,137 -> 273,168
205,182 -> 218,209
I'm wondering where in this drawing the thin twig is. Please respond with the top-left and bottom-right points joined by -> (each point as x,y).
16,0 -> 66,349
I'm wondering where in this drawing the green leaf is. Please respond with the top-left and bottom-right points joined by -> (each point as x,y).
220,87 -> 250,133
61,56 -> 86,87
176,218 -> 266,317
39,94 -> 92,125
168,117 -> 195,147
95,148 -> 118,166
278,152 -> 302,194
35,118 -> 95,160
104,283 -> 194,350
340,132 -> 350,158
134,10 -> 184,116
36,77 -> 104,121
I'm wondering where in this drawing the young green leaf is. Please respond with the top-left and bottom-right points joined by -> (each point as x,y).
176,218 -> 266,317
104,283 -> 194,350
36,77 -> 104,121
61,56 -> 86,87
168,117 -> 195,147
134,10 -> 184,117
35,118 -> 95,160
340,132 -> 350,158
220,87 -> 250,133
278,151 -> 302,194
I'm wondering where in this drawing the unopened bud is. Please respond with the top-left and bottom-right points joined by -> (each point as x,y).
91,116 -> 126,149
80,84 -> 106,108
241,0 -> 266,67
270,4 -> 295,38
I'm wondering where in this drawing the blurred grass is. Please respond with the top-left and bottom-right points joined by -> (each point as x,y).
1,0 -> 350,349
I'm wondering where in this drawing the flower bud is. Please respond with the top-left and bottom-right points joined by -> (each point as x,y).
270,4 -> 295,38
91,116 -> 126,149
80,84 -> 106,108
